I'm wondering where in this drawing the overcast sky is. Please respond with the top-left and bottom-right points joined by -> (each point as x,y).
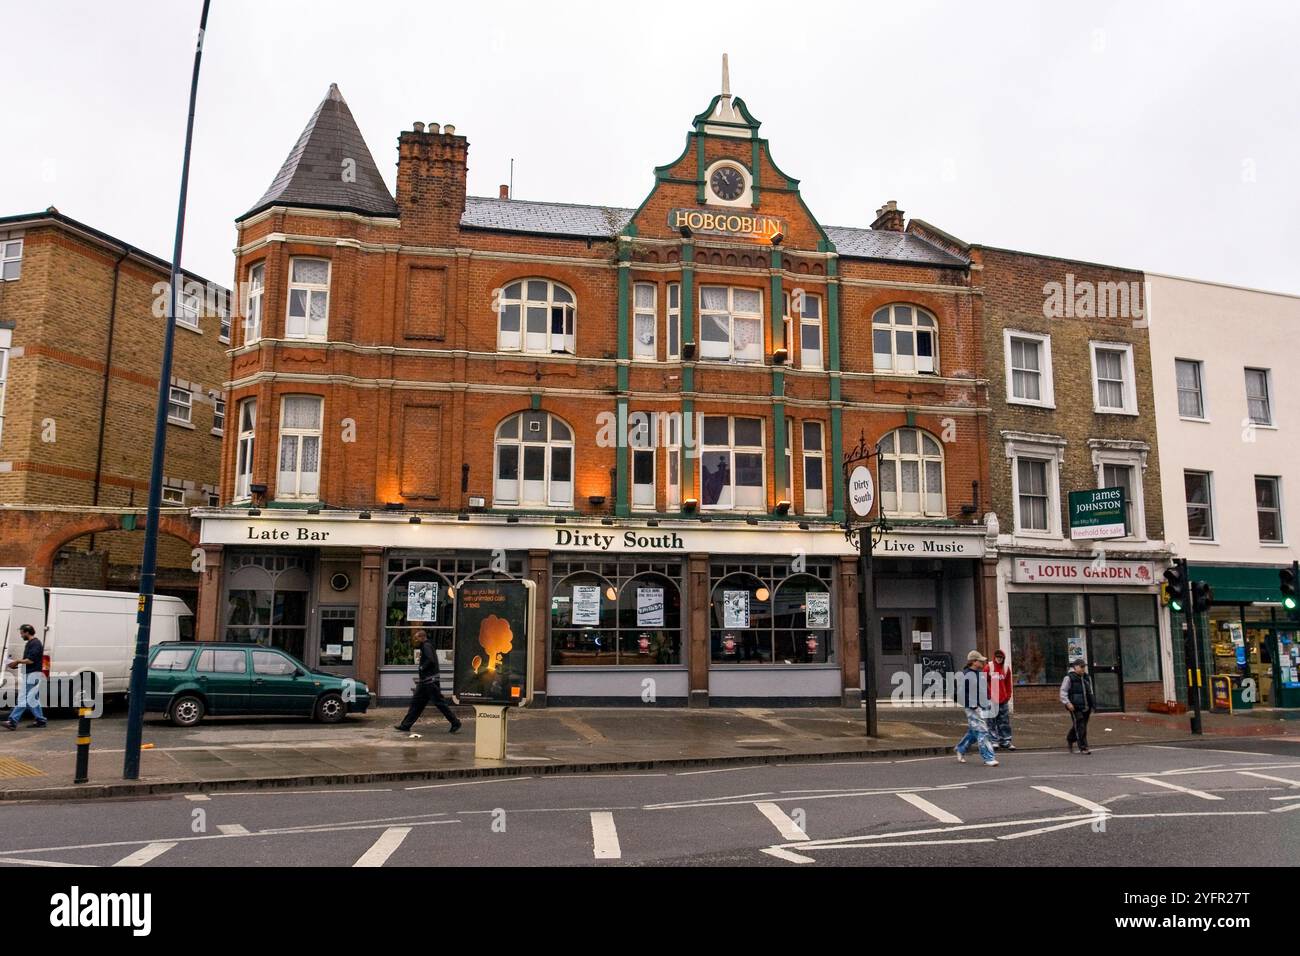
4,0 -> 1297,293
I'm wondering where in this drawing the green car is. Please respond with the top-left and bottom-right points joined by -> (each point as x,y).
145,642 -> 370,727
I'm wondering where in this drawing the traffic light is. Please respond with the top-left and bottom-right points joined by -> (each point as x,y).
1282,561 -> 1299,611
1163,562 -> 1188,613
1192,580 -> 1214,614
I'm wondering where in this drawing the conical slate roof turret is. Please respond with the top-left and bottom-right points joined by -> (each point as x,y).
240,83 -> 398,221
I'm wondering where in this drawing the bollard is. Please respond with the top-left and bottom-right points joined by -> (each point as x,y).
73,672 -> 97,785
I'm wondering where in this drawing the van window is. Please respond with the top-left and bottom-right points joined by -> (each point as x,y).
178,615 -> 195,642
150,649 -> 195,671
252,651 -> 296,676
197,649 -> 247,674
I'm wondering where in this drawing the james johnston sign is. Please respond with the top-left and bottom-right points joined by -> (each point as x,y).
1068,487 -> 1127,540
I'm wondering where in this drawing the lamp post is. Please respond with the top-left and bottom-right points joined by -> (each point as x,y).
123,0 -> 211,780
842,430 -> 888,737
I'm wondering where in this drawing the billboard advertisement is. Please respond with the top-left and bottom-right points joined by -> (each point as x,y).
452,578 -> 533,705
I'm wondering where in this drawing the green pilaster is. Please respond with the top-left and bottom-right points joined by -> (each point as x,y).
831,405 -> 845,521
681,241 -> 695,354
615,398 -> 630,516
615,247 -> 631,515
773,390 -> 787,505
769,248 -> 784,348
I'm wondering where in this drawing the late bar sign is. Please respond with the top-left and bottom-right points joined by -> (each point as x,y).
669,208 -> 785,241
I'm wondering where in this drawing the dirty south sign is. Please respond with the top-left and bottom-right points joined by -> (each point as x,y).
850,465 -> 875,518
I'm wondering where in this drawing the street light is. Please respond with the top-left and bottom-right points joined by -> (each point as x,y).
842,430 -> 887,737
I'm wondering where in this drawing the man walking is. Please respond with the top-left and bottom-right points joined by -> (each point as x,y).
954,650 -> 998,767
1060,658 -> 1096,754
988,649 -> 1015,750
5,624 -> 47,730
395,628 -> 461,734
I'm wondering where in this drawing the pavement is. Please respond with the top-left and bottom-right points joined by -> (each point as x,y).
0,737 -> 1296,868
1,700 -> 1296,801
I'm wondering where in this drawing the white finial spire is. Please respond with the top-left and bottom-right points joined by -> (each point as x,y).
721,53 -> 730,99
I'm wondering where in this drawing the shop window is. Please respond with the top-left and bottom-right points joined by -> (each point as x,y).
699,285 -> 763,364
1245,368 -> 1272,426
709,559 -> 835,665
879,428 -> 944,518
549,562 -> 683,666
244,261 -> 264,344
1,238 -> 22,281
1090,342 -> 1137,414
802,421 -> 826,515
1185,470 -> 1215,540
277,395 -> 323,501
286,257 -> 330,340
666,283 -> 681,361
233,398 -> 257,502
872,304 -> 937,374
1005,330 -> 1053,406
633,282 -> 656,360
223,553 -> 310,660
1175,358 -> 1204,419
1010,593 -> 1160,686
497,279 -> 575,355
1009,592 -> 1082,686
383,554 -> 524,666
1256,475 -> 1283,543
700,415 -> 765,511
493,411 -> 573,508
1117,594 -> 1161,683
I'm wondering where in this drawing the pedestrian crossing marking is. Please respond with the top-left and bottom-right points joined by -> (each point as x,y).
755,802 -> 809,839
1032,786 -> 1110,815
1131,776 -> 1223,801
1237,771 -> 1300,788
353,827 -> 411,867
590,811 -> 621,859
896,792 -> 963,824
114,842 -> 176,867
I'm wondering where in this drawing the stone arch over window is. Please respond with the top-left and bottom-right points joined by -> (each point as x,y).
493,410 -> 574,508
872,303 -> 938,374
496,279 -> 576,355
878,427 -> 946,518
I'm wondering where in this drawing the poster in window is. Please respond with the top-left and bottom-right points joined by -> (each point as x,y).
1067,635 -> 1087,663
572,585 -> 601,626
806,592 -> 831,629
406,581 -> 438,622
723,590 -> 750,628
637,587 -> 664,627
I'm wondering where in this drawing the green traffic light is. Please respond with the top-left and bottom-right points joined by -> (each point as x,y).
1170,599 -> 1184,612
1285,596 -> 1298,611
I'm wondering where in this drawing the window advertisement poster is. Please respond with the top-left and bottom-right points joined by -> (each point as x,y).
1068,635 -> 1087,663
724,589 -> 750,628
453,579 -> 533,705
572,585 -> 601,626
806,591 -> 831,629
406,581 -> 438,622
636,587 -> 664,627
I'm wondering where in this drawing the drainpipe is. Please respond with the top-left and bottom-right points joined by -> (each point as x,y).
89,247 -> 130,552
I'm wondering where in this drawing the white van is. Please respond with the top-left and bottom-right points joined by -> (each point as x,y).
0,584 -> 194,701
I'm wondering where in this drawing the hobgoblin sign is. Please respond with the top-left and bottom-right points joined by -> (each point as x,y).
669,208 -> 785,241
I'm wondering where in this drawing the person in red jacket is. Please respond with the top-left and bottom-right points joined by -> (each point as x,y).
988,649 -> 1016,750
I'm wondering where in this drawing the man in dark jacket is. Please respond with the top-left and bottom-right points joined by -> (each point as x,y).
953,651 -> 998,767
1059,658 -> 1097,754
5,624 -> 47,730
395,629 -> 461,734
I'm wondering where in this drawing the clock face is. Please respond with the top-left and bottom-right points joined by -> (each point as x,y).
710,165 -> 746,202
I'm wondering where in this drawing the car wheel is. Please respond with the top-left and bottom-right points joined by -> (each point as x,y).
314,692 -> 345,724
169,694 -> 205,727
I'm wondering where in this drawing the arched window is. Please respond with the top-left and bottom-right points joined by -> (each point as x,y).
872,304 -> 938,373
773,573 -> 833,663
494,411 -> 573,508
497,279 -> 576,355
384,569 -> 455,665
550,571 -> 618,665
710,572 -> 773,663
617,572 -> 683,664
879,428 -> 945,517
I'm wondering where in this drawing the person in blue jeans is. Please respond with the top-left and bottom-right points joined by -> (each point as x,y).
5,624 -> 48,730
953,650 -> 997,766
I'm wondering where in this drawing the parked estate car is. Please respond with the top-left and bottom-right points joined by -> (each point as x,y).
145,642 -> 370,726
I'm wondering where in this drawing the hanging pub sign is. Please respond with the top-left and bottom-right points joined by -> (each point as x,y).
668,208 -> 785,241
1068,487 -> 1127,540
452,579 -> 534,705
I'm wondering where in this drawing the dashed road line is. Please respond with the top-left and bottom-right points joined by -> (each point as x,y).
590,811 -> 621,860
998,817 -> 1097,840
353,827 -> 411,867
216,824 -> 249,836
114,842 -> 176,867
1237,771 -> 1300,787
896,791 -> 963,824
755,802 -> 809,840
1032,785 -> 1111,815
1131,776 -> 1224,801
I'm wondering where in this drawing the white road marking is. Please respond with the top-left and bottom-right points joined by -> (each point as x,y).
755,802 -> 809,840
1269,794 -> 1300,801
675,766 -> 763,776
1131,776 -> 1224,801
1032,785 -> 1111,815
590,811 -> 621,860
998,817 -> 1097,840
114,842 -> 176,867
220,788 -> 393,796
544,773 -> 668,780
1238,771 -> 1300,787
807,838 -> 998,849
405,778 -> 530,791
0,857 -> 87,867
1272,802 -> 1300,813
184,794 -> 210,802
896,791 -> 963,824
216,824 -> 249,835
760,846 -> 817,864
736,737 -> 781,743
353,827 -> 411,867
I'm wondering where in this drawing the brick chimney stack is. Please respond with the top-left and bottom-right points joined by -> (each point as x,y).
396,121 -> 468,240
871,200 -> 905,232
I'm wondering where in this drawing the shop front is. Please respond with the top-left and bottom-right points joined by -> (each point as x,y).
1191,564 -> 1300,711
196,511 -> 989,708
999,553 -> 1173,712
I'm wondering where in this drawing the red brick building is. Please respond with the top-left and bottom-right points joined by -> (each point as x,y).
197,75 -> 993,706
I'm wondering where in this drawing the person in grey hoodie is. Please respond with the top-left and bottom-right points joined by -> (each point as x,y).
1059,658 -> 1097,754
